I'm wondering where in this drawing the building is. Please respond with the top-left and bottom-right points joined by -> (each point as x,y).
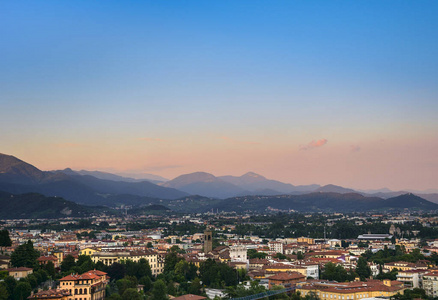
28,289 -> 70,300
229,245 -> 247,262
297,279 -> 405,299
357,234 -> 393,240
8,267 -> 33,279
383,261 -> 428,272
268,241 -> 284,254
396,269 -> 427,288
37,255 -> 59,268
203,230 -> 213,254
59,270 -> 108,300
79,247 -> 101,256
268,272 -> 306,289
422,271 -> 438,297
90,249 -> 164,275
298,237 -> 315,244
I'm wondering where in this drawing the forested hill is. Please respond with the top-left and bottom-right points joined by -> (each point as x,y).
208,192 -> 438,213
0,191 -> 92,219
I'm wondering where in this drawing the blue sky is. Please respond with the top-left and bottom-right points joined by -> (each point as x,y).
1,1 -> 437,190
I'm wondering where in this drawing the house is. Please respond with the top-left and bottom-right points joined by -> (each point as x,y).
297,279 -> 405,299
8,267 -> 33,279
37,255 -> 59,268
396,269 -> 428,288
268,271 -> 306,289
59,270 -> 109,300
27,289 -> 70,300
421,271 -> 438,297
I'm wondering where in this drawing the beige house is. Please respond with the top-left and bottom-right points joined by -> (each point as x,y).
8,267 -> 33,279
91,249 -> 164,275
59,270 -> 108,300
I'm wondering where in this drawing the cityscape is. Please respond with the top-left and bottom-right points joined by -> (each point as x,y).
1,1 -> 438,300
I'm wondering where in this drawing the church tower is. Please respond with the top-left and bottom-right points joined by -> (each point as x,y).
203,230 -> 213,253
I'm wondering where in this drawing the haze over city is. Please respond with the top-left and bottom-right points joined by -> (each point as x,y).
1,1 -> 437,191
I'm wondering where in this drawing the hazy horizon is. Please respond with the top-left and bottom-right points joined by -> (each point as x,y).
1,1 -> 437,191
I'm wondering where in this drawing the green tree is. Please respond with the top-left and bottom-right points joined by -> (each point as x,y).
43,261 -> 56,277
121,288 -> 142,300
60,254 -> 76,272
139,276 -> 152,292
247,249 -> 267,259
27,274 -> 38,289
356,257 -> 371,280
13,281 -> 32,300
4,276 -> 16,296
151,279 -> 168,300
321,262 -> 356,282
273,253 -> 288,260
116,276 -> 138,296
0,282 -> 9,300
0,230 -> 12,247
188,277 -> 202,295
10,240 -> 39,268
107,262 -> 126,281
199,259 -> 238,288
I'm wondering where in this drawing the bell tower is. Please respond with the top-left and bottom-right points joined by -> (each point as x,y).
203,230 -> 213,253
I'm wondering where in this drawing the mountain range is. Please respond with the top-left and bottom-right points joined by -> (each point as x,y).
0,153 -> 437,216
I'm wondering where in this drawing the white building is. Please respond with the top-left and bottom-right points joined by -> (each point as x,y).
230,245 -> 247,262
268,241 -> 284,254
422,271 -> 438,297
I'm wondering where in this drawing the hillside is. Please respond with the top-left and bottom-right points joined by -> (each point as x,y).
0,191 -> 92,219
0,154 -> 189,206
208,192 -> 438,213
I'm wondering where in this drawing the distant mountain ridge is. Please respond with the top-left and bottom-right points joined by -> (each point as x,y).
1,153 -> 437,213
162,172 -> 247,199
0,153 -> 188,206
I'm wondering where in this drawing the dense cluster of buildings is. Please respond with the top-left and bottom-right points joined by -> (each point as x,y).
2,212 -> 438,299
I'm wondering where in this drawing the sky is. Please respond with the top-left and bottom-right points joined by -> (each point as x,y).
1,1 -> 437,191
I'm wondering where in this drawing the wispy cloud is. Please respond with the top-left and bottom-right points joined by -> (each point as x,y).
138,137 -> 165,142
300,139 -> 328,150
350,145 -> 361,152
219,136 -> 261,145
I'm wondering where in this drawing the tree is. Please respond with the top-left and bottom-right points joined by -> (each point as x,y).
188,277 -> 202,295
107,263 -> 126,281
0,230 -> 12,247
0,282 -> 9,300
273,253 -> 287,260
10,240 -> 39,268
356,257 -> 371,281
116,277 -> 137,296
121,288 -> 142,300
13,281 -> 32,300
139,276 -> 152,292
199,259 -> 238,288
4,276 -> 16,296
151,279 -> 168,300
247,249 -> 267,259
60,254 -> 76,272
43,261 -> 56,277
321,262 -> 356,282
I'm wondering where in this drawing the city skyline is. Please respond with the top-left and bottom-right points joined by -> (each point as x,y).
1,1 -> 437,191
